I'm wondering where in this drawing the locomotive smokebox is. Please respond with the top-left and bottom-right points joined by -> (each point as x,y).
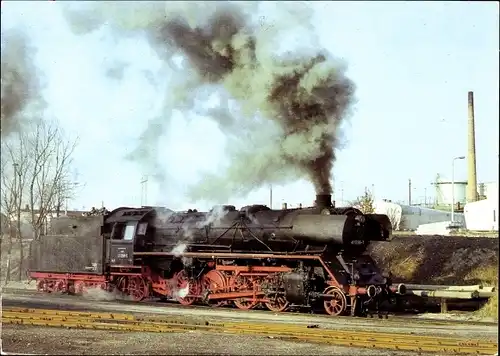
364,214 -> 393,241
316,194 -> 333,209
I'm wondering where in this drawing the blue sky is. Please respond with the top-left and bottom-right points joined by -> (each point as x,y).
1,1 -> 498,211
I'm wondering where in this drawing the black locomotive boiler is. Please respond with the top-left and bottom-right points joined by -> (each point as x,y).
29,194 -> 405,316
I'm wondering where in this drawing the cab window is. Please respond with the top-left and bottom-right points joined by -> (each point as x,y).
137,222 -> 148,235
123,222 -> 137,241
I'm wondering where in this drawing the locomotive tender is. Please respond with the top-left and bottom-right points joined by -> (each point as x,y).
29,194 -> 405,316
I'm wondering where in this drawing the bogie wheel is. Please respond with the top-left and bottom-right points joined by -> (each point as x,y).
174,270 -> 201,306
323,286 -> 347,316
74,281 -> 85,295
54,279 -> 68,293
67,282 -> 76,295
128,276 -> 149,302
36,279 -> 46,292
44,280 -> 56,293
201,270 -> 227,307
265,292 -> 289,313
232,276 -> 258,310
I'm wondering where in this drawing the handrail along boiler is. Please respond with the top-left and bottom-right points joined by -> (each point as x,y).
29,194 -> 405,316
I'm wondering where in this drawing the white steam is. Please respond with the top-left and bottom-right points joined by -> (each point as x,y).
171,243 -> 187,257
81,285 -> 133,302
172,284 -> 189,299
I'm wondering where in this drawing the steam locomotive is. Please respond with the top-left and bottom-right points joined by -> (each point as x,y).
29,194 -> 405,316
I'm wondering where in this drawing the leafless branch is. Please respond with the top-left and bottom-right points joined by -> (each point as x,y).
0,118 -> 78,281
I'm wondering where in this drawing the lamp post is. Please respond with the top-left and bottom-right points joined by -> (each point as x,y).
269,184 -> 273,209
451,156 -> 465,223
140,175 -> 148,207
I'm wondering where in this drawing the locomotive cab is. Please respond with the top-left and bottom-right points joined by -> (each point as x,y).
108,221 -> 136,266
104,207 -> 154,267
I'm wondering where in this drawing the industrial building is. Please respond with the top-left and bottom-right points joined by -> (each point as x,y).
376,92 -> 497,234
373,200 -> 466,231
464,181 -> 498,231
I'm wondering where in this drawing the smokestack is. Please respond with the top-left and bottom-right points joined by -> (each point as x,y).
316,194 -> 333,210
467,91 -> 478,203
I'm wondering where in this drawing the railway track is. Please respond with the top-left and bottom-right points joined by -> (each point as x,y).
2,307 -> 498,355
2,288 -> 497,328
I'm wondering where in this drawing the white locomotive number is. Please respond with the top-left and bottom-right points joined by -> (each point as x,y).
117,253 -> 128,259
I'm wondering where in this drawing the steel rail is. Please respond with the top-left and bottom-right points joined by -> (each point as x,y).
2,308 -> 498,355
2,289 -> 497,327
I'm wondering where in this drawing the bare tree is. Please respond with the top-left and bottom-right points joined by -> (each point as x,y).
0,118 -> 78,281
0,158 -> 16,284
350,188 -> 375,214
25,120 -> 78,241
385,207 -> 400,231
1,138 -> 29,283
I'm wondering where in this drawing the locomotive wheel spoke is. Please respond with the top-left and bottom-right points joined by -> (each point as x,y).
323,286 -> 347,316
265,293 -> 289,312
114,277 -> 128,296
233,276 -> 257,310
128,276 -> 148,302
175,271 -> 200,306
201,270 -> 227,307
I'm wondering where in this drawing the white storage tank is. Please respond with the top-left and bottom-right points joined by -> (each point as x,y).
434,181 -> 467,206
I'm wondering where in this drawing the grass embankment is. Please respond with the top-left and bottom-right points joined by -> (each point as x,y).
369,235 -> 499,319
466,265 -> 498,320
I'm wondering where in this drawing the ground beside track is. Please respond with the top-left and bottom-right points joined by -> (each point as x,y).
1,292 -> 497,341
1,324 -> 426,355
2,283 -> 497,323
369,235 -> 498,286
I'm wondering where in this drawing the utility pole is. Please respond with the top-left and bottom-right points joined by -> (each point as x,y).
452,156 -> 465,223
408,179 -> 412,206
140,175 -> 148,206
269,184 -> 273,209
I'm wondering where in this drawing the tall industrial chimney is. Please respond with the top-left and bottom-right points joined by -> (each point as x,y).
467,91 -> 478,203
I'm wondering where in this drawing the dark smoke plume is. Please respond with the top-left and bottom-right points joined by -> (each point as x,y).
0,27 -> 41,137
61,2 -> 355,200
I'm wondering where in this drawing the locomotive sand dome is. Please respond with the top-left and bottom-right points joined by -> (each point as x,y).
29,194 -> 405,317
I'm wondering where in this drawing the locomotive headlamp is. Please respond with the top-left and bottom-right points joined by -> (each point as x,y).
320,208 -> 331,215
354,215 -> 366,223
